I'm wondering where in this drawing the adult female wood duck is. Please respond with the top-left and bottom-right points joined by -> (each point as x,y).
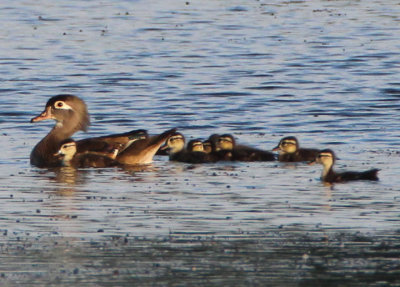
273,136 -> 320,162
309,149 -> 380,183
30,94 -> 176,167
216,134 -> 275,161
55,139 -> 119,168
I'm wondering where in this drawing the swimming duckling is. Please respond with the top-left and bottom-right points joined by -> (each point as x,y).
187,139 -> 205,152
161,133 -> 215,163
55,139 -> 119,168
309,149 -> 379,183
202,140 -> 213,154
216,134 -> 275,161
202,133 -> 222,155
273,136 -> 320,162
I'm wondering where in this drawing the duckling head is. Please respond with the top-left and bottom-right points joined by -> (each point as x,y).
203,134 -> 220,153
202,140 -> 213,154
55,139 -> 77,163
216,134 -> 235,151
314,149 -> 335,166
309,149 -> 336,178
273,136 -> 298,154
162,132 -> 186,154
187,139 -> 204,152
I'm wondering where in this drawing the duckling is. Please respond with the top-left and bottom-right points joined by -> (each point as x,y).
202,133 -> 221,154
187,139 -> 205,152
202,139 -> 213,154
55,139 -> 119,168
30,94 -> 176,167
216,134 -> 275,161
309,149 -> 379,183
161,132 -> 215,163
273,136 -> 320,162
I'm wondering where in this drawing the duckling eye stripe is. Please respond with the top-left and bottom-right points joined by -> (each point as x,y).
319,153 -> 332,158
169,136 -> 183,141
283,140 -> 296,145
61,143 -> 75,149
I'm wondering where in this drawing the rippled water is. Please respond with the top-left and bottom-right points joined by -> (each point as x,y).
1,0 -> 400,285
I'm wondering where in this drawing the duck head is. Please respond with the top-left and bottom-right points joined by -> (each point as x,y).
309,149 -> 336,178
273,136 -> 299,153
216,134 -> 235,151
55,139 -> 77,164
31,94 -> 90,133
187,139 -> 204,152
160,132 -> 185,154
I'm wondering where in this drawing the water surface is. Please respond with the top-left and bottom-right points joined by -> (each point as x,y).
1,0 -> 400,285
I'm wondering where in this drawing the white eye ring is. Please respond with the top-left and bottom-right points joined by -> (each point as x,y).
54,101 -> 73,110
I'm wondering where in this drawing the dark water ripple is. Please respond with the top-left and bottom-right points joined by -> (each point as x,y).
1,0 -> 400,285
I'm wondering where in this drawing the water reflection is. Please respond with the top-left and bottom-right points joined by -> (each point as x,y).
54,166 -> 82,186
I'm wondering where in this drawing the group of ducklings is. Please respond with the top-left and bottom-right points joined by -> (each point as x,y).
56,131 -> 380,184
31,95 -> 379,184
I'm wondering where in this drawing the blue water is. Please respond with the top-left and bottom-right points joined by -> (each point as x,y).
0,0 -> 400,285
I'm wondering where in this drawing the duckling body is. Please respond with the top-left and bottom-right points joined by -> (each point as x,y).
273,136 -> 319,162
162,133 -> 216,164
30,95 -> 175,167
310,149 -> 379,183
55,139 -> 119,168
216,134 -> 275,162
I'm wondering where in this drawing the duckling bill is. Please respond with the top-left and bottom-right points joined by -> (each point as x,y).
309,149 -> 379,183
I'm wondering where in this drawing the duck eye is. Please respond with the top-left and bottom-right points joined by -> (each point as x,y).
55,101 -> 64,108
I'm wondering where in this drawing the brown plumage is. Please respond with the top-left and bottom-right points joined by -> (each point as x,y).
30,94 -> 176,167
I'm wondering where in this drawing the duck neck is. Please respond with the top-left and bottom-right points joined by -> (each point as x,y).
31,121 -> 81,167
321,162 -> 333,181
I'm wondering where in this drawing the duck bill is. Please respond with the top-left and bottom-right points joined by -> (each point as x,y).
53,151 -> 63,156
31,107 -> 52,123
272,146 -> 280,152
159,143 -> 169,151
308,160 -> 316,166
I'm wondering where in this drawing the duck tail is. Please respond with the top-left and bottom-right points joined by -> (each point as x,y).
363,168 -> 380,180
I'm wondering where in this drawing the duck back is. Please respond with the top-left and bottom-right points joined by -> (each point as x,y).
280,148 -> 320,162
338,169 -> 380,182
231,145 -> 275,162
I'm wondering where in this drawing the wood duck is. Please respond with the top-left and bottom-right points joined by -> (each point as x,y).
187,139 -> 205,152
161,132 -> 216,163
202,134 -> 220,154
216,134 -> 275,161
30,94 -> 176,167
273,136 -> 320,162
55,139 -> 119,168
202,140 -> 213,154
309,149 -> 380,183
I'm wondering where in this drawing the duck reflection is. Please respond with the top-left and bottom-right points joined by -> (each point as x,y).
54,166 -> 82,185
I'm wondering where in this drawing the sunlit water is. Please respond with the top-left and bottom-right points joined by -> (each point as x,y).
1,0 -> 400,285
